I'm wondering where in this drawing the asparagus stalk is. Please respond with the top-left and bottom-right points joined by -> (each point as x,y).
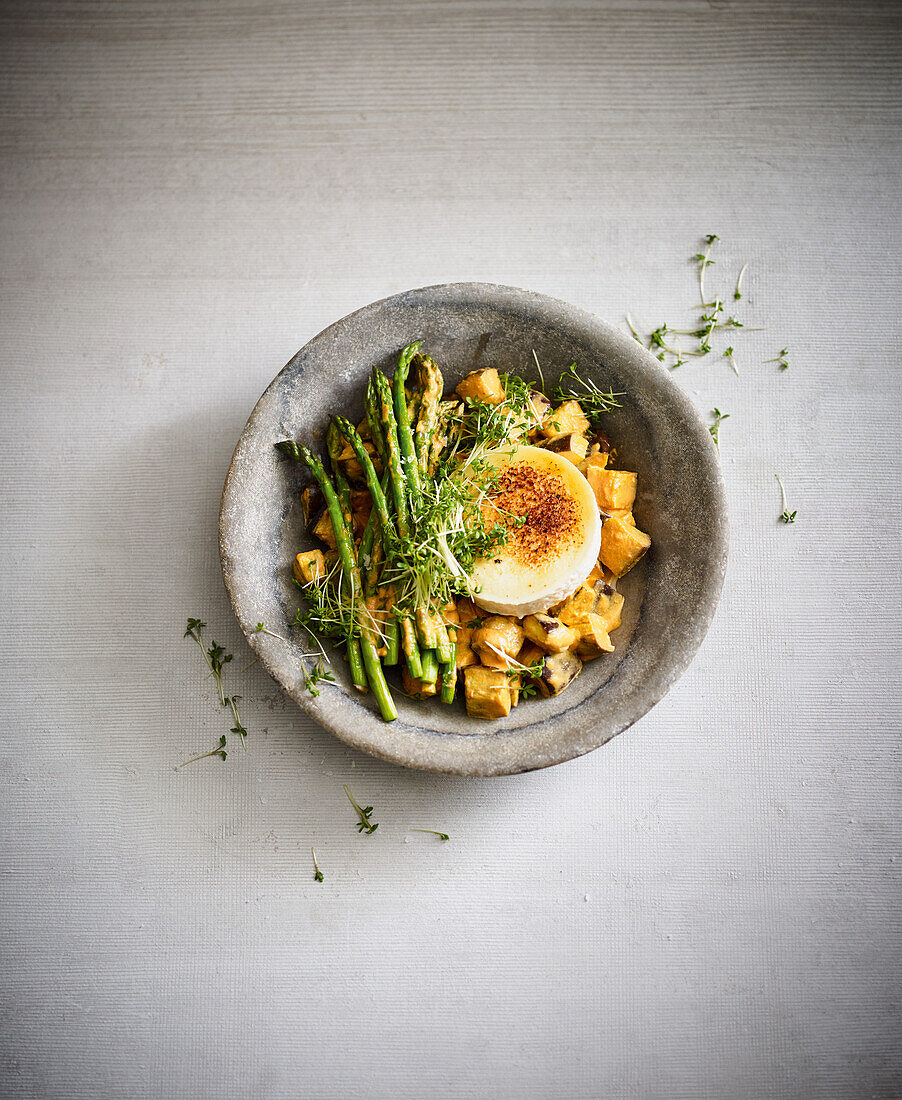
401,618 -> 422,678
371,369 -> 409,538
440,660 -> 457,704
333,417 -> 396,544
326,421 -> 353,528
419,647 -> 439,686
365,374 -> 386,466
280,442 -> 397,722
371,369 -> 424,676
384,614 -> 400,666
413,352 -> 444,476
393,342 -> 423,506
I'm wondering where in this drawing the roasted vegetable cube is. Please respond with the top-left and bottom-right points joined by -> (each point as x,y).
537,650 -> 583,696
593,589 -> 624,634
403,667 -> 438,699
554,583 -> 599,626
311,509 -> 337,549
464,666 -> 513,719
541,399 -> 591,438
456,367 -> 506,406
599,516 -> 651,577
454,624 -> 478,670
472,615 -> 525,668
545,432 -> 589,466
455,597 -> 481,628
573,614 -> 615,659
527,390 -> 553,434
293,549 -> 326,585
579,451 -> 610,476
586,468 -> 637,511
522,614 -> 578,653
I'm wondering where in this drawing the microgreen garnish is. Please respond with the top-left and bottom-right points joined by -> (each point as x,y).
775,474 -> 797,523
255,621 -> 291,643
185,618 -> 233,705
551,362 -> 624,422
709,408 -> 729,448
693,233 -> 720,306
624,235 -> 783,374
344,784 -> 378,834
734,263 -> 748,300
177,735 -> 227,769
766,348 -> 789,371
311,847 -> 324,882
411,828 -> 450,841
184,618 -> 248,755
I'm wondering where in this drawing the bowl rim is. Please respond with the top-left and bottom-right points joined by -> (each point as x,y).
220,281 -> 729,776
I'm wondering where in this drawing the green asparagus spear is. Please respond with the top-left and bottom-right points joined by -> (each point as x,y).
419,648 -> 439,686
393,342 -> 422,505
440,660 -> 457,704
280,442 -> 397,722
365,374 -> 387,466
326,421 -> 364,688
413,352 -> 444,476
326,421 -> 353,528
333,417 -> 396,544
371,369 -> 409,538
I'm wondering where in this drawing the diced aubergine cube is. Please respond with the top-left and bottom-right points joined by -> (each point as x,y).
573,614 -> 615,659
472,615 -> 525,668
311,509 -> 337,549
537,650 -> 583,696
545,433 -> 589,466
522,614 -> 578,653
541,399 -> 591,438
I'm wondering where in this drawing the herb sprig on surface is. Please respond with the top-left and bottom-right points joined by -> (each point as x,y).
411,828 -> 450,841
775,474 -> 797,523
766,348 -> 789,371
709,408 -> 729,448
177,735 -> 227,769
625,234 -> 783,374
183,618 -> 248,758
344,784 -> 378,834
311,847 -> 324,882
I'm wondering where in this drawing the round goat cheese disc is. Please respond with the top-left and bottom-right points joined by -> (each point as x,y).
469,445 -> 601,617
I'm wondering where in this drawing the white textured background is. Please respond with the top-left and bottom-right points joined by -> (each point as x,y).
1,2 -> 900,1097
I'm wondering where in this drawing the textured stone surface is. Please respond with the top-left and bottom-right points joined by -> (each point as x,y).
3,2 -> 901,1097
221,283 -> 728,774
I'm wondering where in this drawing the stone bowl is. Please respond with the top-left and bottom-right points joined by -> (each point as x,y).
220,283 -> 728,776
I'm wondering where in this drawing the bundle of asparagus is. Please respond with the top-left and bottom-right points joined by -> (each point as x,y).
277,342 -> 457,722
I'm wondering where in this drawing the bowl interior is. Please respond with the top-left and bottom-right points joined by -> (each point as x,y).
220,283 -> 728,775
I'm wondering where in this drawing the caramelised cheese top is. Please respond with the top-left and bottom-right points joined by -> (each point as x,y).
470,445 -> 602,617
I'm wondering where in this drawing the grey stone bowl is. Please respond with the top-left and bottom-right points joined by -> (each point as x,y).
220,283 -> 728,776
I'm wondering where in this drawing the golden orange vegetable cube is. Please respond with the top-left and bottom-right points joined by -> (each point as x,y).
541,400 -> 590,438
573,614 -> 615,659
293,549 -> 326,585
464,666 -> 513,719
456,367 -> 506,406
585,468 -> 637,512
599,516 -> 651,577
594,589 -> 625,634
